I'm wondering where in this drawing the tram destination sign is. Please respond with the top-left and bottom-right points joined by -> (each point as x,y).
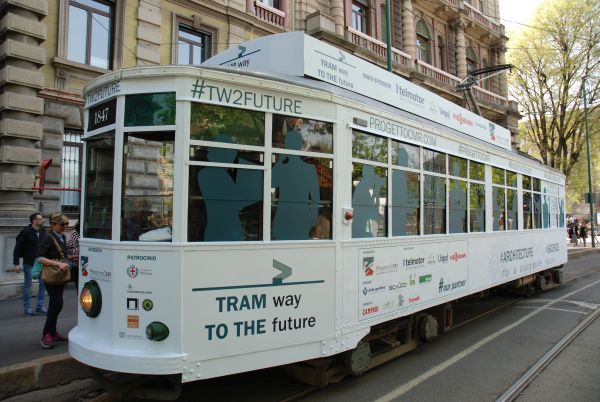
203,32 -> 511,151
87,98 -> 116,132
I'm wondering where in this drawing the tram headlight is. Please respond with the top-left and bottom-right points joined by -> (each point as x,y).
146,321 -> 169,341
80,280 -> 102,317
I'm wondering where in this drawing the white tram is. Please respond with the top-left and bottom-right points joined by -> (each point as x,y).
70,33 -> 567,386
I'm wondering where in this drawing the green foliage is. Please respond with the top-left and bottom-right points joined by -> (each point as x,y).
507,0 -> 600,176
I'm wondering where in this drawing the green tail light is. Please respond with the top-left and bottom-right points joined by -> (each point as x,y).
146,321 -> 169,341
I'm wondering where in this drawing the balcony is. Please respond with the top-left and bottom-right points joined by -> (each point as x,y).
346,27 -> 412,69
462,2 -> 503,38
254,1 -> 285,28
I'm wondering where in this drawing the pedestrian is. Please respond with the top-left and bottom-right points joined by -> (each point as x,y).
66,219 -> 80,290
38,213 -> 70,349
568,224 -> 577,246
12,212 -> 47,316
579,223 -> 588,247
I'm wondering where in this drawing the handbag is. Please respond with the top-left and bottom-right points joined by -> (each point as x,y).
32,257 -> 43,280
41,234 -> 71,285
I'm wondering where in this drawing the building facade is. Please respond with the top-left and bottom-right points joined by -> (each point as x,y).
0,0 -> 518,297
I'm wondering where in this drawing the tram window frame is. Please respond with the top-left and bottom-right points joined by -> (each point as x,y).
270,114 -> 334,241
351,130 -> 388,238
468,160 -> 485,233
391,139 -> 420,236
82,131 -> 115,240
448,155 -> 468,234
491,167 -> 517,231
523,175 -> 542,229
120,131 -> 175,242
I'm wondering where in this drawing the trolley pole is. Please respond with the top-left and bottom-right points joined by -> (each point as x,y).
385,0 -> 392,72
582,78 -> 596,247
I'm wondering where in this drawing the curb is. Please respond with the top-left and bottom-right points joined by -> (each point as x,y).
0,353 -> 89,400
567,247 -> 600,260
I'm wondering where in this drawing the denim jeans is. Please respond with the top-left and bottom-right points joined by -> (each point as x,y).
23,263 -> 46,312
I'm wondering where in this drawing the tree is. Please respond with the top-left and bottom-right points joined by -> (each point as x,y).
507,0 -> 600,176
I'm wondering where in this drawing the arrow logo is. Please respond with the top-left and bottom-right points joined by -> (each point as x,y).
273,259 -> 292,285
238,45 -> 247,58
338,51 -> 345,62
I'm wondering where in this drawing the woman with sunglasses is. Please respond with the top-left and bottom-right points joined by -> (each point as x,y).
37,213 -> 70,349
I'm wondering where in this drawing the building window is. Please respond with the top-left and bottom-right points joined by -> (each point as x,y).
177,26 -> 211,65
416,20 -> 432,64
61,131 -> 83,214
258,0 -> 280,7
466,46 -> 478,74
437,35 -> 446,71
352,0 -> 369,34
67,0 -> 113,69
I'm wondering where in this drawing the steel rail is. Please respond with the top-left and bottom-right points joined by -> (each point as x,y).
496,299 -> 600,402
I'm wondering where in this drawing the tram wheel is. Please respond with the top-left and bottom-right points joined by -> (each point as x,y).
417,314 -> 438,342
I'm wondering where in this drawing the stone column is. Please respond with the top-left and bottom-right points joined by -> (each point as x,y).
497,41 -> 508,97
0,1 -> 47,296
402,0 -> 416,59
490,49 -> 500,94
331,0 -> 345,36
137,0 -> 161,65
454,19 -> 467,78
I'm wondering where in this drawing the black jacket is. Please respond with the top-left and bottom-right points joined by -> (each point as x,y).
13,225 -> 46,266
38,231 -> 68,262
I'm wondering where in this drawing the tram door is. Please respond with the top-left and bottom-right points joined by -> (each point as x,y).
120,131 -> 175,242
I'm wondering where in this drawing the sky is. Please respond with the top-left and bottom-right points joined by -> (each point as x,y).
499,0 -> 544,34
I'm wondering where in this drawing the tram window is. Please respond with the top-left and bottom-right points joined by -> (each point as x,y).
493,187 -> 506,231
558,198 -> 565,228
506,189 -> 518,230
533,193 -> 542,228
449,179 -> 467,233
391,170 -> 420,236
549,196 -> 559,228
449,156 -> 467,178
352,131 -> 387,163
121,132 -> 174,241
352,163 -> 387,238
271,155 -> 332,240
469,161 -> 485,181
272,115 -> 333,154
124,93 -> 175,126
523,191 -> 533,229
492,167 -> 505,185
523,175 -> 532,190
542,192 -> 551,229
533,178 -> 541,192
83,133 -> 115,240
506,171 -> 517,188
423,175 -> 446,234
469,183 -> 485,232
190,103 -> 265,146
423,148 -> 446,174
188,164 -> 263,242
392,141 -> 420,169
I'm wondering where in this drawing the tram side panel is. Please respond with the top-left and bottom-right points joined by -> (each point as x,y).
70,244 -> 185,374
180,245 -> 336,381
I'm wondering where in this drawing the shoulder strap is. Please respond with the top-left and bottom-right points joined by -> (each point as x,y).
50,234 -> 66,260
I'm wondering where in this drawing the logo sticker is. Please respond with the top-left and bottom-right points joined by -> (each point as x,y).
127,265 -> 139,278
127,298 -> 138,310
127,315 -> 139,329
142,299 -> 154,311
362,257 -> 374,276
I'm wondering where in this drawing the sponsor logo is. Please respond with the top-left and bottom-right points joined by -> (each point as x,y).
439,107 -> 451,120
87,247 -> 102,253
362,306 -> 379,316
450,252 -> 467,262
419,274 -> 432,284
546,243 -> 560,253
127,265 -> 139,278
427,254 -> 436,265
90,268 -> 111,279
403,257 -> 425,268
438,278 -> 467,293
127,298 -> 138,310
500,247 -> 534,262
388,282 -> 408,291
127,284 -> 153,295
81,256 -> 89,277
398,294 -> 405,307
409,274 -> 417,286
453,113 -> 474,127
489,122 -> 496,141
363,285 -> 386,296
438,254 -> 449,264
409,296 -> 421,303
127,314 -> 139,329
142,299 -> 154,311
362,257 -> 374,276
